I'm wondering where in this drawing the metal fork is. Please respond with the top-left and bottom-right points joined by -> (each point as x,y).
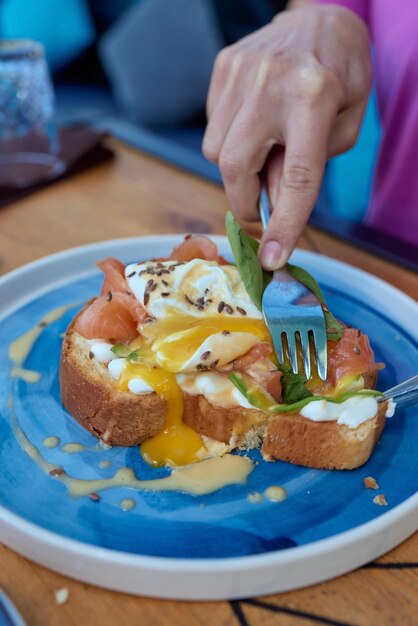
379,375 -> 418,408
259,184 -> 328,381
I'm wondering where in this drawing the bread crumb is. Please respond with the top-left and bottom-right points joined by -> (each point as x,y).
264,486 -> 287,503
373,494 -> 388,506
55,588 -> 69,605
248,491 -> 263,504
364,476 -> 379,490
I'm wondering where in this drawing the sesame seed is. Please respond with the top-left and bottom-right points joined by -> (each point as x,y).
236,307 -> 247,316
218,301 -> 225,313
201,350 -> 211,361
88,351 -> 94,360
210,359 -> 219,369
127,270 -> 136,278
162,280 -> 169,287
161,292 -> 170,297
353,346 -> 361,355
89,492 -> 101,502
224,304 -> 234,315
105,291 -> 112,302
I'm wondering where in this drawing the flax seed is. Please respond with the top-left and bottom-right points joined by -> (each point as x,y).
105,291 -> 112,302
224,304 -> 234,314
89,351 -> 94,360
161,292 -> 170,297
127,271 -> 136,278
218,301 -> 225,313
49,468 -> 65,476
353,347 -> 361,355
201,351 -> 211,361
236,307 -> 247,316
210,359 -> 219,369
89,492 -> 101,502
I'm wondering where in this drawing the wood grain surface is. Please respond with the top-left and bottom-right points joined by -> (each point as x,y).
0,139 -> 417,626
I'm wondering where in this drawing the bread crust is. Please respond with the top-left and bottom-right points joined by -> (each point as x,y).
59,306 -> 387,469
262,402 -> 387,470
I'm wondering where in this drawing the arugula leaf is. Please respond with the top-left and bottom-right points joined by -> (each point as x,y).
225,212 -> 264,310
229,372 -> 382,414
286,263 -> 344,340
281,370 -> 313,404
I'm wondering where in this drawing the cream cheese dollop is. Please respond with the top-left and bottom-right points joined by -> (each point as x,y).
125,259 -> 263,320
300,395 -> 379,429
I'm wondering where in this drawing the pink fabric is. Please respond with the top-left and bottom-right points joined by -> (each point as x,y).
316,0 -> 418,246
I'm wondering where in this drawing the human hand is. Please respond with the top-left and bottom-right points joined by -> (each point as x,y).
203,5 -> 372,269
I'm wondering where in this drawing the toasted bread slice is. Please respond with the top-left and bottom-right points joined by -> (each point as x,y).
60,314 -> 387,470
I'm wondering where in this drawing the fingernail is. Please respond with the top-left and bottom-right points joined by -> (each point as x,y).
260,241 -> 285,270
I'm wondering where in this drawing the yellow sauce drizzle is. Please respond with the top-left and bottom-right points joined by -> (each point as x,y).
118,361 -> 205,467
42,436 -> 61,449
120,498 -> 136,511
8,303 -> 79,383
61,443 -> 86,454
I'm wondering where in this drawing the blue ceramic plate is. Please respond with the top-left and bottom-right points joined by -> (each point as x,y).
0,236 -> 417,600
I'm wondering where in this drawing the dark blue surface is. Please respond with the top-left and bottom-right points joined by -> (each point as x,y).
0,272 -> 417,559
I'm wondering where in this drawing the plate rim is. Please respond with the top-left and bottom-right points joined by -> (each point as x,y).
1,235 -> 417,599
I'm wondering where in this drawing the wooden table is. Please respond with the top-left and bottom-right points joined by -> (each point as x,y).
0,139 -> 417,626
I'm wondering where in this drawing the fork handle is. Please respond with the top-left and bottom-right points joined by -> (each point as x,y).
259,183 -> 272,231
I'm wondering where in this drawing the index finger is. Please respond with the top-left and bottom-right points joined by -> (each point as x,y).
258,109 -> 332,270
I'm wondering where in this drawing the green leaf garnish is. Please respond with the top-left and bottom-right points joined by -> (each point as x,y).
286,263 -> 344,341
281,370 -> 313,404
127,349 -> 143,363
229,371 -> 383,414
111,344 -> 143,362
111,344 -> 132,358
225,211 -> 343,340
225,211 -> 265,311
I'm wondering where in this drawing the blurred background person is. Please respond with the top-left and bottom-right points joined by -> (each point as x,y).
2,0 -> 405,265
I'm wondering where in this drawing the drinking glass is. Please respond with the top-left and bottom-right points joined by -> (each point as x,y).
0,39 -> 65,188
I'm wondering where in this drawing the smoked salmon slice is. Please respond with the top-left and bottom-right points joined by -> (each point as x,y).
166,235 -> 229,265
308,327 -> 377,394
74,258 -> 148,342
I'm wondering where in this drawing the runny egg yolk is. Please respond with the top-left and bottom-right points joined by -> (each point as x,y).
117,314 -> 271,468
117,361 -> 204,467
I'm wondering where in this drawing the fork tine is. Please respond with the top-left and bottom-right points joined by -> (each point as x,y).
313,325 -> 328,381
299,330 -> 311,380
286,332 -> 299,375
271,329 -> 284,365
